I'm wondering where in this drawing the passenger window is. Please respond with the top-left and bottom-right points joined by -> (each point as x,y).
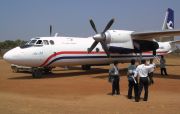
43,40 -> 49,45
50,40 -> 54,45
36,40 -> 43,45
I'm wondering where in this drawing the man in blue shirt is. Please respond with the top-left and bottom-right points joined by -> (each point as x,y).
127,59 -> 139,102
109,61 -> 120,95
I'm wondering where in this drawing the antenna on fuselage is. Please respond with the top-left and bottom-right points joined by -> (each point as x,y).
50,25 -> 52,36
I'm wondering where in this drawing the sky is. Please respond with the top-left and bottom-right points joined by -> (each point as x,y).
0,0 -> 180,41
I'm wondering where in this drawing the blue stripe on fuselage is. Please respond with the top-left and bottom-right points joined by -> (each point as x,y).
46,55 -> 157,66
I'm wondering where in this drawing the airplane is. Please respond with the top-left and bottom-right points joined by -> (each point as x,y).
3,8 -> 180,78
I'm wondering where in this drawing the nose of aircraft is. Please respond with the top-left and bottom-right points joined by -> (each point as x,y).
3,47 -> 42,67
3,49 -> 15,62
3,47 -> 21,64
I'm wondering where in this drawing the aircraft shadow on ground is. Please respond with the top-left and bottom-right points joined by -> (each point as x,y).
8,75 -> 35,80
8,67 -> 108,80
92,69 -> 128,79
8,67 -> 128,80
154,73 -> 180,80
45,68 -> 128,79
44,68 -> 109,79
8,67 -> 180,80
166,64 -> 180,66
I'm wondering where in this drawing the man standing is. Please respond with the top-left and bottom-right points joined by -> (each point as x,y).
160,55 -> 168,76
109,61 -> 120,95
127,59 -> 139,102
135,59 -> 155,101
148,59 -> 155,84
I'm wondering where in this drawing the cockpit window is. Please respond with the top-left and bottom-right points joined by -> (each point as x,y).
36,40 -> 43,45
20,39 -> 44,48
29,40 -> 37,45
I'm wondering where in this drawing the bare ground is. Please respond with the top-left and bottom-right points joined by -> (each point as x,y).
0,55 -> 180,114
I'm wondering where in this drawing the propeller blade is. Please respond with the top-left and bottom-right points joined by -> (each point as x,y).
88,41 -> 98,53
50,25 -> 52,36
100,41 -> 110,57
133,41 -> 140,50
90,19 -> 98,34
102,18 -> 114,33
140,52 -> 142,64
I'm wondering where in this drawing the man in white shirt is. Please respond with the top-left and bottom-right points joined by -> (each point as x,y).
134,59 -> 155,101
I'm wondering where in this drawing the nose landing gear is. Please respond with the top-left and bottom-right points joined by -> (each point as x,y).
32,67 -> 52,78
32,68 -> 43,78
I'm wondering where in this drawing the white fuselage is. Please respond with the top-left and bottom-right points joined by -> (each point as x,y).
3,34 -> 172,67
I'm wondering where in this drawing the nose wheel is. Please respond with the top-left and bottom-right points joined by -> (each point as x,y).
32,68 -> 43,78
81,65 -> 91,70
32,67 -> 52,78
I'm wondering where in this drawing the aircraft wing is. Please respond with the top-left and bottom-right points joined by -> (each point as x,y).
170,40 -> 180,44
131,29 -> 180,40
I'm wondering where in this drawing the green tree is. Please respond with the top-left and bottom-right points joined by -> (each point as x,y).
0,39 -> 27,57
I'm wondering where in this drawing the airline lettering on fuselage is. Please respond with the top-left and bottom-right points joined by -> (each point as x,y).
33,51 -> 43,55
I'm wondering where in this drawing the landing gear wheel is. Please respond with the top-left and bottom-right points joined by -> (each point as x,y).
82,65 -> 91,70
32,68 -> 42,78
12,66 -> 19,73
43,67 -> 52,74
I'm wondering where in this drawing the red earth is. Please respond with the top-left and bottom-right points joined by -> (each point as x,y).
0,55 -> 180,114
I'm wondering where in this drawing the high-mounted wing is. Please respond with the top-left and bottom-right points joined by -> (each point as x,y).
170,40 -> 180,44
131,29 -> 180,40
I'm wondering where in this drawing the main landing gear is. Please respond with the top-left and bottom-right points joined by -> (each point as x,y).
32,67 -> 52,78
81,65 -> 91,70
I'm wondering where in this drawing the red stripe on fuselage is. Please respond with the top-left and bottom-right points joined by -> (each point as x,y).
39,51 -> 105,67
39,51 -> 168,67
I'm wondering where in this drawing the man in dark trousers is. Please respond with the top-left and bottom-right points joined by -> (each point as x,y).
160,55 -> 168,76
127,59 -> 139,102
148,59 -> 155,84
134,59 -> 155,101
109,61 -> 120,95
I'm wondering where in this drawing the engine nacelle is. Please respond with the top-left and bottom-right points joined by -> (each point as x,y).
105,30 -> 134,43
105,30 -> 134,51
105,30 -> 159,54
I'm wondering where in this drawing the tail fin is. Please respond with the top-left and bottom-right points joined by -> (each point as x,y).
162,8 -> 174,30
159,8 -> 174,42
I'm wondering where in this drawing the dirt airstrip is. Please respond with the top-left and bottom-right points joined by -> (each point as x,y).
0,55 -> 180,114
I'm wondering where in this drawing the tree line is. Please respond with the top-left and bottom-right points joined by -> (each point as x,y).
0,39 -> 27,57
0,39 -> 26,49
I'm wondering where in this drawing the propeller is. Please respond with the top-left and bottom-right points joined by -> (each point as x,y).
133,40 -> 158,63
50,25 -> 52,36
88,18 -> 114,57
133,41 -> 140,52
133,41 -> 142,63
